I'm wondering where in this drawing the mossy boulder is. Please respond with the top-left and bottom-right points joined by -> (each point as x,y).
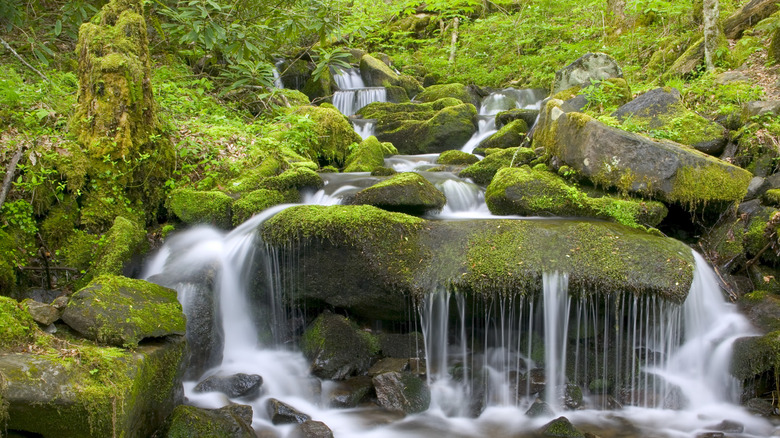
731,331 -> 780,380
373,371 -> 430,414
415,83 -> 478,106
739,290 -> 780,332
496,108 -> 540,129
1,337 -> 185,438
479,119 -> 528,149
61,275 -> 185,348
459,147 -> 536,185
343,136 -> 398,173
613,88 -> 727,155
744,206 -> 780,266
302,67 -> 333,101
232,189 -> 296,226
437,150 -> 479,166
93,215 -> 147,276
260,167 -> 324,192
165,404 -> 255,438
486,167 -> 667,228
538,416 -> 585,437
535,99 -> 753,211
0,296 -> 36,350
292,106 -> 362,166
301,312 -> 377,380
360,54 -> 400,87
357,99 -> 477,154
167,188 -> 233,229
551,52 -> 623,95
351,172 -> 446,216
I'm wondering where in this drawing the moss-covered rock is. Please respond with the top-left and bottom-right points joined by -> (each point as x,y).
744,206 -> 780,266
93,215 -> 147,276
437,150 -> 479,166
415,83 -> 477,106
551,52 -> 623,95
731,331 -> 780,382
260,167 -> 324,192
373,371 -> 430,414
479,119 -> 528,149
352,172 -> 446,216
167,188 -> 233,229
538,416 -> 585,437
486,167 -> 667,228
459,147 -> 535,185
165,404 -> 255,438
344,136 -> 398,172
301,312 -> 376,380
301,67 -> 333,101
0,296 -> 35,350
763,188 -> 780,206
232,189 -> 295,226
496,108 -> 540,129
360,54 -> 400,87
292,106 -> 362,166
61,275 -> 185,348
1,336 -> 185,438
739,290 -> 780,332
536,99 -> 753,211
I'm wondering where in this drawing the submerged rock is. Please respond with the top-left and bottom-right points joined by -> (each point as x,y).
194,373 -> 263,399
352,172 -> 446,216
165,404 -> 255,438
61,275 -> 186,348
372,371 -> 431,414
292,420 -> 335,438
327,375 -> 374,408
267,398 -> 312,424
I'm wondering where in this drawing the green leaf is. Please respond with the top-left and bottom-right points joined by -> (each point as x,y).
54,19 -> 62,36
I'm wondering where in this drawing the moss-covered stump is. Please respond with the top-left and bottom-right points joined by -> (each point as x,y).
61,275 -> 185,348
165,404 -> 255,438
459,147 -> 535,185
351,172 -> 446,216
613,88 -> 727,155
232,189 -> 295,226
486,167 -> 668,228
551,52 -> 623,95
357,99 -> 477,154
167,188 -> 233,229
479,119 -> 528,149
535,99 -> 753,211
301,312 -> 377,380
415,83 -> 478,106
292,106 -> 362,166
1,336 -> 185,438
343,136 -> 398,173
437,150 -> 479,166
92,215 -> 147,276
373,371 -> 430,414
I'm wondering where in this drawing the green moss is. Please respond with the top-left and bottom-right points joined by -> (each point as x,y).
415,83 -> 472,104
344,136 -> 397,172
763,189 -> 780,207
459,147 -> 535,185
437,150 -> 479,165
40,196 -> 80,250
744,207 -> 780,266
480,119 -> 528,149
0,230 -> 18,296
260,167 -> 323,192
293,106 -> 362,166
93,216 -> 147,276
0,296 -> 35,350
232,189 -> 296,225
166,188 -> 233,228
352,172 -> 446,215
301,312 -> 374,379
669,163 -> 752,208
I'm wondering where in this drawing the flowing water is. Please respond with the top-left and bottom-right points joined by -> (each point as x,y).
332,68 -> 388,116
460,88 -> 546,153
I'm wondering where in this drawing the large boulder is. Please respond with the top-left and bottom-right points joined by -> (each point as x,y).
351,172 -> 446,216
372,371 -> 430,414
551,53 -> 623,95
301,312 -> 377,380
165,404 -> 255,438
535,99 -> 753,210
479,119 -> 529,149
358,99 -> 477,154
61,275 -> 186,348
1,337 -> 186,438
486,166 -> 668,228
613,88 -> 727,155
292,106 -> 363,166
359,54 -> 423,98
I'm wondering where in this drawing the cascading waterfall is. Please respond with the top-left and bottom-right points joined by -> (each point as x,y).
332,68 -> 387,117
461,88 -> 546,153
272,60 -> 284,89
353,119 -> 376,139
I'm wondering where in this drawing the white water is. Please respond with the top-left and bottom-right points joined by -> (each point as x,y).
461,88 -> 545,153
353,119 -> 376,139
273,60 -> 284,89
332,68 -> 387,116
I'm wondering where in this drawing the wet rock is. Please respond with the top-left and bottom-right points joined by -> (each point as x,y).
194,373 -> 263,399
352,172 -> 446,216
165,404 -> 255,438
480,119 -> 528,149
460,147 -> 535,185
551,52 -> 623,94
167,188 -> 234,229
373,371 -> 431,414
744,397 -> 776,416
437,150 -> 479,166
738,290 -> 780,332
344,136 -> 398,173
51,295 -> 69,310
291,420 -> 334,438
706,419 -> 744,433
731,332 -> 780,380
525,400 -> 555,418
415,83 -> 479,107
61,275 -> 186,348
696,433 -> 724,438
378,332 -> 424,359
496,108 -> 540,129
516,368 -> 547,396
22,299 -> 59,326
368,357 -> 410,376
301,312 -> 375,380
538,416 -> 586,437
267,398 -> 311,424
327,375 -> 374,408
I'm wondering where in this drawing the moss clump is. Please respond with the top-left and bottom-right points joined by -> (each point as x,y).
538,416 -> 585,437
480,119 -> 529,149
301,312 -> 375,380
731,331 -> 780,385
259,167 -> 323,192
343,136 -> 398,172
165,405 -> 255,437
232,189 -> 295,225
0,230 -> 18,296
39,196 -> 80,250
93,216 -> 147,276
415,83 -> 473,105
437,150 -> 479,165
669,163 -> 752,208
763,189 -> 780,207
460,147 -> 535,185
352,172 -> 446,216
744,207 -> 780,266
0,296 -> 35,350
292,106 -> 362,166
167,188 -> 233,229
61,275 -> 186,348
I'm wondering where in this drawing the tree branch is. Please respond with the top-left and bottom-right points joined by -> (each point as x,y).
0,37 -> 48,81
0,142 -> 24,212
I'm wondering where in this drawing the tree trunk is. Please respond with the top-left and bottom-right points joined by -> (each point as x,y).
607,0 -> 626,26
449,17 -> 459,64
703,0 -> 720,71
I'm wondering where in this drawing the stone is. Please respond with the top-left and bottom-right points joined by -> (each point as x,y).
194,373 -> 263,399
706,420 -> 744,433
61,275 -> 186,348
437,150 -> 479,166
327,375 -> 374,408
535,99 -> 753,211
267,398 -> 311,424
21,299 -> 59,326
167,189 -> 234,229
551,53 -> 623,95
743,100 -> 780,120
538,416 -> 585,437
291,420 -> 334,438
479,119 -> 528,149
351,172 -> 446,216
372,371 -> 430,414
292,106 -> 363,167
360,54 -> 400,88
517,368 -> 547,396
165,404 -> 255,438
368,357 -> 410,376
715,71 -> 751,84
301,312 -> 375,380
525,400 -> 555,418
730,331 -> 780,380
92,215 -> 148,276
459,147 -> 536,185
344,136 -> 398,173
415,83 -> 479,106
745,176 -> 769,200
2,337 -> 186,438
496,108 -> 540,130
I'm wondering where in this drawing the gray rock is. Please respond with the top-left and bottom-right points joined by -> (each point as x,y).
517,368 -> 547,396
327,375 -> 374,408
613,88 -> 682,121
368,357 -> 410,376
743,100 -> 780,120
525,400 -> 555,418
194,373 -> 263,399
551,53 -> 623,94
292,420 -> 334,438
715,71 -> 751,84
165,404 -> 255,438
352,172 -> 446,216
496,108 -> 540,129
50,295 -> 69,310
22,299 -> 59,325
267,398 -> 311,425
372,371 -> 430,414
745,176 -> 768,200
301,312 -> 374,380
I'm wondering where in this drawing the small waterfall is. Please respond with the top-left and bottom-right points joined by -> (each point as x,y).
461,88 -> 546,153
353,119 -> 376,139
333,67 -> 365,89
420,171 -> 491,218
385,154 -> 440,172
272,60 -> 284,89
542,272 -> 571,410
332,68 -> 387,116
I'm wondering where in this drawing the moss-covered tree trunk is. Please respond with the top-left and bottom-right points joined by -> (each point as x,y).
703,0 -> 720,71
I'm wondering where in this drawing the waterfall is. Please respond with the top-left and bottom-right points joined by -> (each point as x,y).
542,272 -> 570,410
272,60 -> 284,89
332,68 -> 388,116
461,88 -> 546,153
353,119 -> 376,139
